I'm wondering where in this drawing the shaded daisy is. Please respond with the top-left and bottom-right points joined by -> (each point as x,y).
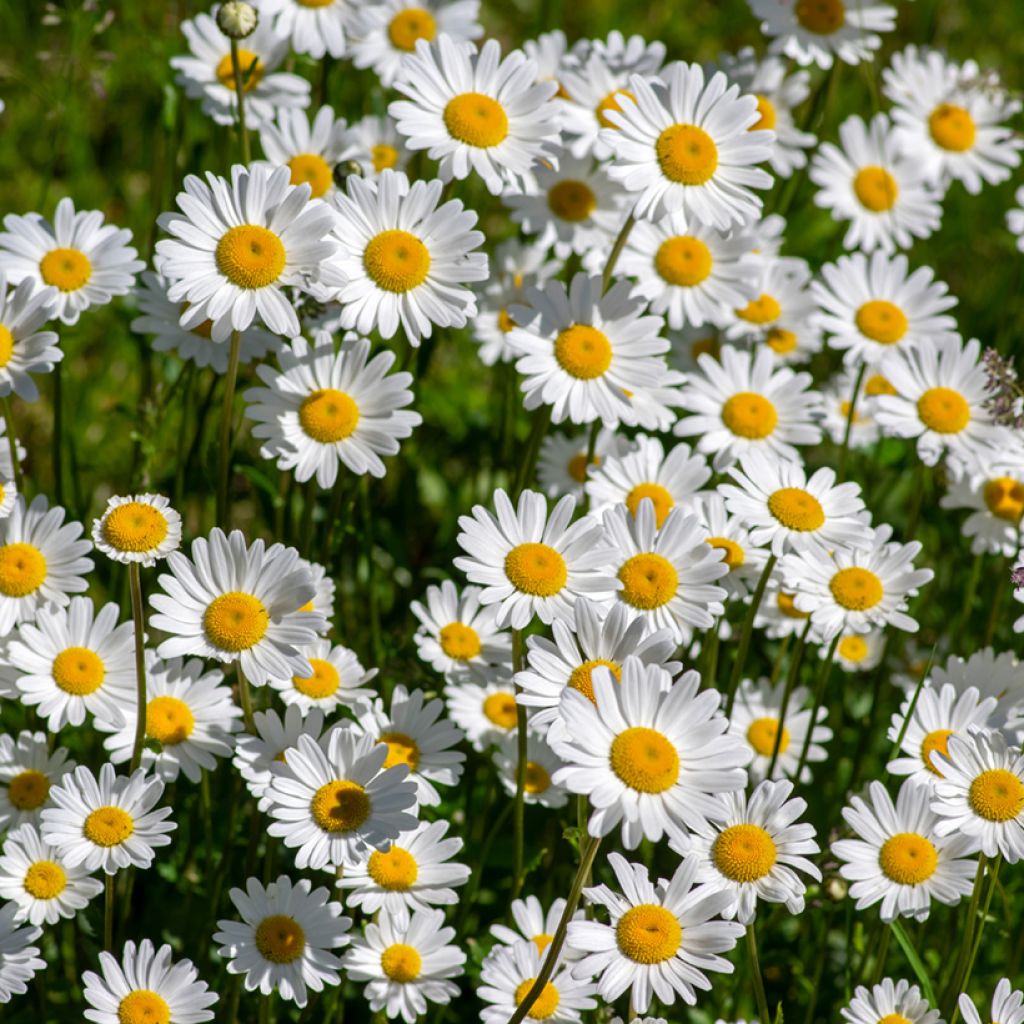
269,638 -> 377,714
0,732 -> 74,832
0,274 -> 60,400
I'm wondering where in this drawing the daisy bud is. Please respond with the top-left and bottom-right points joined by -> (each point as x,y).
216,0 -> 258,39
824,875 -> 848,902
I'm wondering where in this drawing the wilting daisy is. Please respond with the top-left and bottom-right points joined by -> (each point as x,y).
0,732 -> 74,831
493,731 -> 569,809
810,113 -> 942,253
149,528 -> 324,685
821,370 -> 882,449
266,725 -> 419,870
83,939 -> 217,1024
444,679 -> 521,752
336,819 -> 469,915
599,61 -> 774,226
941,451 -> 1024,557
171,12 -> 310,128
842,980 -> 941,1024
834,629 -> 886,673
258,0 -> 350,58
156,163 -> 339,342
454,488 -> 610,630
508,273 -> 670,428
343,907 -> 465,1022
0,197 -> 142,325
92,493 -> 181,567
0,902 -> 43,1004
269,638 -> 376,714
553,658 -> 748,846
41,763 -> 175,875
338,114 -> 411,179
680,779 -> 821,923
959,978 -> 1024,1024
214,875 -> 351,1007
0,275 -> 59,400
832,777 -> 976,921
568,852 -> 743,1012
694,493 -> 771,600
259,105 -> 350,200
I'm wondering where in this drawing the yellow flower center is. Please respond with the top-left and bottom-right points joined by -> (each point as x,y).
617,552 -> 678,610
145,696 -> 195,746
379,731 -> 420,771
203,592 -> 269,652
254,915 -> 306,964
0,542 -> 47,597
533,933 -> 553,954
0,325 -> 13,368
656,124 -> 718,185
856,300 -> 908,345
878,832 -> 938,885
916,387 -> 971,434
609,726 -> 680,793
51,647 -> 105,696
364,229 -> 430,293
766,328 -> 798,354
387,7 -> 436,51
83,806 -> 134,847
514,979 -> 561,1020
625,482 -> 675,528
483,691 -> 518,729
553,324 -> 613,380
498,308 -> 517,334
837,634 -> 869,662
983,476 -> 1024,522
568,658 -> 621,704
777,591 -> 809,619
372,144 -> 400,173
751,95 -> 777,131
39,247 -> 92,292
102,502 -> 169,554
706,536 -> 745,570
767,487 -> 825,532
524,761 -> 552,794
368,846 -> 419,890
747,717 -> 790,756
865,373 -> 897,396
292,658 -> 341,699
721,392 -> 778,439
382,943 -> 423,983
547,179 -> 598,223
23,859 -> 67,900
215,225 -> 286,289
567,452 -> 598,483
297,0 -> 335,6
853,167 -> 899,212
713,823 -> 778,882
615,904 -> 682,963
595,90 -> 635,129
215,50 -> 264,91
287,153 -> 333,198
928,103 -> 976,152
655,236 -> 713,287
968,769 -> 1024,822
794,0 -> 846,34
117,990 -> 171,1024
438,622 -> 482,660
879,1016 -> 913,1024
443,92 -> 509,148
299,388 -> 360,442
310,779 -> 371,833
8,769 -> 50,810
829,567 -> 883,611
504,542 -> 568,597
737,293 -> 782,325
921,728 -> 954,776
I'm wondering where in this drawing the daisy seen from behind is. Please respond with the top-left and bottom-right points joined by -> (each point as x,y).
92,493 -> 181,567
0,275 -> 60,400
0,731 -> 74,831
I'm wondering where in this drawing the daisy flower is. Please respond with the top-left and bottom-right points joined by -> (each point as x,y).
842,980 -> 941,1024
884,46 -> 1023,195
936,648 -> 1024,720
259,105 -> 350,200
552,658 -> 749,847
0,732 -> 74,831
490,895 -> 582,955
269,638 -> 377,714
508,274 -> 670,428
171,12 -> 310,128
41,763 -> 175,875
266,725 -> 419,870
578,31 -> 666,74
0,902 -> 43,1004
1008,186 -> 1024,252
336,819 -> 470,915
149,528 -> 325,685
626,375 -> 689,433
959,978 -> 1024,1024
674,344 -> 824,471
155,163 -> 339,343
599,61 -> 774,226
83,939 -> 217,1024
693,493 -> 771,600
679,779 -> 821,923
748,0 -> 896,70
214,874 -> 351,1007
244,331 -> 421,487
297,556 -> 335,624
454,488 -> 611,630
754,584 -> 814,640
832,777 -> 976,921
0,823 -> 103,926
834,629 -> 886,673
940,449 -> 1024,557
92,493 -> 182,567
0,275 -> 60,400
821,370 -> 881,449
493,731 -> 569,809
259,0 -> 351,58
0,197 -> 142,326
567,852 -> 743,1012
601,501 -> 728,640
810,113 -> 942,253
390,35 -> 560,196
343,907 -> 465,1023
8,596 -> 134,731
537,429 -> 628,501
444,678 -> 520,752
337,114 -> 411,179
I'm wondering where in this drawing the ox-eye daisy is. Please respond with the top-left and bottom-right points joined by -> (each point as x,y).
493,731 -> 569,809
444,679 -> 520,752
959,978 -> 1024,1024
269,638 -> 377,714
0,732 -> 74,831
834,629 -> 886,673
259,105 -> 350,200
842,980 -> 942,1024
694,493 -> 771,600
259,0 -> 350,59
0,275 -> 60,401
821,370 -> 881,449
0,902 -> 43,1004
92,493 -> 181,567
490,895 -> 582,955
934,648 -> 1024,717
754,584 -> 814,640
941,451 -> 1024,558
338,115 -> 411,180
537,429 -> 628,501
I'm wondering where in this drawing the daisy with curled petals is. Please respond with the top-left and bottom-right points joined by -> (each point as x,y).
338,114 -> 411,180
833,629 -> 886,674
0,275 -> 60,400
0,902 -> 43,1004
940,449 -> 1024,557
478,940 -> 597,1024
884,46 -> 1023,195
0,197 -> 143,326
149,528 -> 325,685
674,345 -> 824,471
214,875 -> 351,1007
343,907 -> 465,1023
493,731 -> 569,809
244,332 -> 421,487
156,163 -> 338,343
552,658 -> 748,847
599,61 -> 774,226
41,763 -> 175,875
875,336 -> 1008,469
721,448 -> 873,556
269,638 -> 377,714
842,980 -> 941,1024
444,679 -> 520,752
959,978 -> 1024,1024
0,823 -> 103,926
677,779 -> 821,924
0,732 -> 74,831
390,36 -> 560,196
508,273 -> 670,428
567,852 -> 743,1012
83,938 -> 217,1024
694,493 -> 770,601
8,596 -> 135,731
931,730 -> 1024,863
812,251 -> 959,368
266,725 -> 419,870
810,113 -> 942,253
336,819 -> 470,915
602,501 -> 728,640
454,488 -> 610,630
821,370 -> 881,449
170,13 -> 309,128
491,895 -> 582,956
92,493 -> 181,567
259,105 -> 350,201
781,524 -> 934,640
832,777 -> 976,921
259,0 -> 350,59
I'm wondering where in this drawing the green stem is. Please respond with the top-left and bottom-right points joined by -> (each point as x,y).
950,855 -> 1001,1024
215,330 -> 242,526
128,563 -> 148,773
229,40 -> 252,164
238,664 -> 255,733
983,561 -> 1009,647
2,395 -> 22,492
601,213 -> 635,291
943,855 -> 987,1015
837,362 -> 866,482
511,628 -> 528,900
104,874 -> 115,951
767,619 -> 812,778
52,360 -> 64,505
793,633 -> 839,782
725,554 -> 778,716
511,406 -> 552,499
869,924 -> 891,985
746,923 -> 772,1024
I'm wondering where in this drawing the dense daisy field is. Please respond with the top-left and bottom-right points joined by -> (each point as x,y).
0,0 -> 1023,1022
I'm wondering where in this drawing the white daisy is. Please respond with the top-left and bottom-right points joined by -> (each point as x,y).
336,114 -> 411,180
490,895 -> 583,956
936,648 -> 1024,722
493,730 -> 569,809
0,731 -> 74,832
940,448 -> 1024,556
92,493 -> 182,567
842,980 -> 941,1024
0,274 -> 60,400
537,429 -> 629,501
833,629 -> 886,673
959,978 -> 1024,1024
1008,186 -> 1024,252
297,556 -> 336,625
259,105 -> 350,200
269,638 -> 377,714
754,583 -> 815,640
693,492 -> 771,600
444,678 -> 520,752
625,374 -> 689,433
821,370 -> 881,449
577,31 -> 666,75
0,902 -> 44,1004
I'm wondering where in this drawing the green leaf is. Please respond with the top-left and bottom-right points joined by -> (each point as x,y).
889,920 -> 937,1006
774,1001 -> 784,1024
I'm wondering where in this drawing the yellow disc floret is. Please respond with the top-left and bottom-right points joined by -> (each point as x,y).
203,592 -> 269,652
255,914 -> 306,964
514,979 -> 561,1020
654,236 -> 713,287
7,769 -> 50,810
52,647 -> 106,696
387,7 -> 436,51
292,658 -> 342,699
625,483 -> 675,528
737,294 -> 782,325
439,622 -> 481,661
215,50 -> 264,91
983,477 -> 1024,523
443,93 -> 509,148
524,761 -> 552,794
381,943 -> 422,983
878,832 -> 938,885
968,769 -> 1024,822
39,248 -> 92,292
794,0 -> 846,34
746,717 -> 790,757
117,990 -> 171,1024
721,392 -> 778,439
855,300 -> 908,345
712,823 -> 778,882
368,846 -> 419,890
483,691 -> 518,729
554,324 -> 613,380
920,728 -> 954,776
102,502 -> 169,553
299,388 -> 360,442
829,567 -> 883,611
568,658 -> 621,703
609,726 -> 680,793
146,696 -> 195,746
617,553 -> 678,610
595,90 -> 635,129
837,634 -> 869,663
0,543 -> 47,597
656,124 -> 718,185
751,95 -> 777,131
287,153 -> 334,198
928,103 -> 976,152
216,225 -> 286,289
380,731 -> 420,771
706,536 -> 745,570
615,904 -> 682,963
547,180 -> 597,222
767,487 -> 825,532
916,387 -> 970,434
853,167 -> 899,212
363,230 -> 431,293
23,860 -> 67,900
504,543 -> 568,597
311,779 -> 371,833
83,806 -> 134,848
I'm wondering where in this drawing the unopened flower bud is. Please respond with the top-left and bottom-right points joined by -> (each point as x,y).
824,875 -> 848,902
217,1 -> 258,39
